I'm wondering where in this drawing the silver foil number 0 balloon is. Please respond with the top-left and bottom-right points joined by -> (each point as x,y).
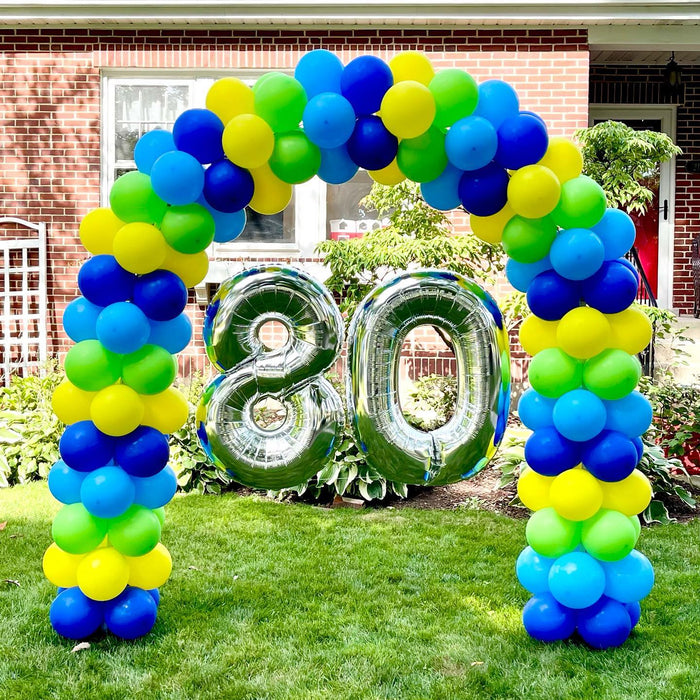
198,266 -> 344,490
347,269 -> 510,486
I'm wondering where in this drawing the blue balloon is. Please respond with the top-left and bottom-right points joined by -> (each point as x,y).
115,426 -> 170,478
553,389 -> 607,442
346,116 -> 398,171
59,421 -> 114,472
632,436 -> 644,462
420,163 -> 464,211
133,270 -> 188,322
133,465 -> 178,509
48,460 -> 87,504
340,56 -> 393,116
603,550 -> 655,603
445,116 -> 498,171
526,270 -> 581,321
582,260 -> 638,314
77,255 -> 136,308
625,601 -> 642,629
458,162 -> 509,217
148,313 -> 193,354
317,145 -> 359,184
474,80 -> 520,129
524,427 -> 581,477
62,296 -> 102,343
96,302 -> 150,355
203,159 -> 255,213
50,587 -> 104,640
148,588 -> 161,606
522,592 -> 576,643
196,195 -> 246,243
604,391 -> 653,438
295,49 -> 344,98
592,208 -> 636,260
518,389 -> 555,431
550,228 -> 605,281
495,112 -> 549,170
576,596 -> 632,649
303,92 -> 356,149
582,430 -> 639,482
134,130 -> 176,175
505,257 -> 553,293
548,552 -> 606,609
104,586 -> 158,640
173,108 -> 225,165
80,466 -> 135,519
150,150 -> 204,206
516,546 -> 555,594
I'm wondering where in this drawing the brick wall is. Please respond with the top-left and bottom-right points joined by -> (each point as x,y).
0,27 -> 590,382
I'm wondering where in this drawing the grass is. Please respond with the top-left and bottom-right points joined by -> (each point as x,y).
0,485 -> 699,700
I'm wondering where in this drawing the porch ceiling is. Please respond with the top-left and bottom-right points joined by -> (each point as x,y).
591,49 -> 700,65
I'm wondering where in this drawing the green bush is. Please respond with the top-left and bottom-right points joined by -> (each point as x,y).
403,374 -> 457,431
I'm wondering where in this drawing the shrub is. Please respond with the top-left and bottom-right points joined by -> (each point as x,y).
403,374 -> 457,431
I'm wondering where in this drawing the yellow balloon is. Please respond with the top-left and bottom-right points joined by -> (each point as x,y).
602,470 -> 653,516
162,248 -> 209,289
113,222 -> 168,275
76,547 -> 130,601
79,207 -> 124,255
222,113 -> 274,169
607,307 -> 653,355
380,81 -> 436,139
43,543 -> 84,588
519,314 -> 559,356
556,307 -> 611,359
549,469 -> 603,521
90,384 -> 144,437
470,203 -> 515,245
507,165 -> 561,219
126,543 -> 173,589
537,137 -> 583,183
517,467 -> 553,511
206,77 -> 255,125
141,387 -> 189,434
369,159 -> 405,186
389,52 -> 435,86
52,380 -> 95,425
249,164 -> 293,215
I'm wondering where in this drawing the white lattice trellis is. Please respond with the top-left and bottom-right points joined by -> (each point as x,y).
0,217 -> 48,386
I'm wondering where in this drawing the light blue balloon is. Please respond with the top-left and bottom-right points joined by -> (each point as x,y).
603,550 -> 655,603
317,145 -> 359,184
62,297 -> 102,343
420,163 -> 463,211
96,302 -> 150,355
197,195 -> 246,243
592,208 -> 636,260
548,552 -> 606,609
133,465 -> 178,509
550,228 -> 605,281
303,92 -> 356,150
516,546 -> 555,594
134,130 -> 176,175
518,389 -> 555,431
505,257 -> 553,293
474,80 -> 519,129
553,389 -> 607,442
148,314 -> 193,354
48,460 -> 86,505
294,49 -> 344,99
80,466 -> 135,519
604,391 -> 653,438
150,150 -> 204,206
445,115 -> 498,172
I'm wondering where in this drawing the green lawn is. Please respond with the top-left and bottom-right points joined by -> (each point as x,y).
1,484 -> 699,700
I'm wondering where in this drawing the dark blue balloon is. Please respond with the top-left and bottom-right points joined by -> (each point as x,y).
582,430 -> 639,482
582,260 -> 639,313
203,159 -> 255,213
524,427 -> 582,477
340,56 -> 393,116
505,257 -> 552,293
173,108 -> 225,165
295,49 -> 344,98
50,587 -> 104,640
48,460 -> 86,504
134,130 -> 176,175
518,389 -> 555,431
526,270 -> 581,321
632,436 -> 644,462
346,116 -> 398,171
317,145 -> 359,184
149,588 -> 161,606
458,162 -> 509,216
133,270 -> 188,322
104,586 -> 158,640
522,592 -> 576,643
495,112 -> 549,170
62,296 -> 102,342
59,421 -> 114,473
148,313 -> 193,354
132,465 -> 178,509
77,255 -> 136,307
576,596 -> 632,649
115,426 -> 170,478
625,601 -> 642,629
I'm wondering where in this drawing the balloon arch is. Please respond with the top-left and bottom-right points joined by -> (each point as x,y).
46,50 -> 654,648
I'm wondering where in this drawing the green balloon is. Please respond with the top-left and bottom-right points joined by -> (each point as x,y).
397,127 -> 448,183
581,509 -> 638,561
52,503 -> 108,555
121,344 -> 177,395
629,514 -> 641,539
254,73 -> 307,132
502,216 -> 557,263
109,171 -> 167,225
153,507 -> 166,528
269,131 -> 321,184
429,69 -> 478,129
552,175 -> 607,229
64,340 -> 122,392
526,507 -> 581,558
108,505 -> 162,557
160,203 -> 215,254
528,348 -> 583,398
583,349 -> 641,400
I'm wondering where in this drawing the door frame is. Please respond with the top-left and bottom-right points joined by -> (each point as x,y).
588,104 -> 677,310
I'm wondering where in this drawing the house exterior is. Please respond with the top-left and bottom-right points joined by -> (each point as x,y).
0,2 -> 698,380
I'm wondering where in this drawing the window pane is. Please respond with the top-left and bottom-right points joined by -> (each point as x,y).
326,170 -> 379,240
237,200 -> 296,245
